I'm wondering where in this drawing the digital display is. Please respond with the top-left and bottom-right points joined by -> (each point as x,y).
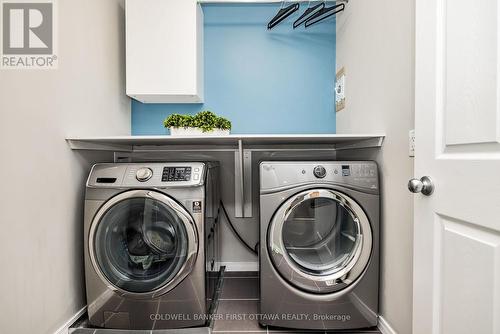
341,165 -> 351,176
162,167 -> 192,182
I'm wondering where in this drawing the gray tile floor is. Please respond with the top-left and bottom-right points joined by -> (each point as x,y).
70,270 -> 380,334
212,272 -> 381,334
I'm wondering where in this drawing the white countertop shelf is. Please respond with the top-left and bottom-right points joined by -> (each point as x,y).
66,134 -> 385,152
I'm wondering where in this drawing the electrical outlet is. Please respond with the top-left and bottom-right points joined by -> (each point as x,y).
409,129 -> 415,157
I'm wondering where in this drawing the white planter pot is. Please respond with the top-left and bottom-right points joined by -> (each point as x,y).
169,127 -> 230,136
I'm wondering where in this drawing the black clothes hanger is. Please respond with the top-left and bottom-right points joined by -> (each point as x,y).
293,2 -> 325,29
267,1 -> 300,30
304,2 -> 345,28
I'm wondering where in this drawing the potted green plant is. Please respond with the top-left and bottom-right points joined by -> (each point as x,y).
163,111 -> 231,136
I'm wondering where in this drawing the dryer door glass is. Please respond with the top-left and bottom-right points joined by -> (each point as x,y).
282,197 -> 359,275
93,194 -> 195,294
268,189 -> 372,294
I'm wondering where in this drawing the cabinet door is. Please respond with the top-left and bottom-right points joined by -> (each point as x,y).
126,0 -> 203,103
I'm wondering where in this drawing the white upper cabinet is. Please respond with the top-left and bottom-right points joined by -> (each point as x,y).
126,0 -> 204,103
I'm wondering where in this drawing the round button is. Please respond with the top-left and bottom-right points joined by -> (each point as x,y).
136,167 -> 153,182
313,166 -> 327,178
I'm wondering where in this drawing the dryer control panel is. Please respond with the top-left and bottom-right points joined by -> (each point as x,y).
260,161 -> 378,193
87,162 -> 206,188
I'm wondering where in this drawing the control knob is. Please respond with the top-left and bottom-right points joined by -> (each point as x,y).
136,167 -> 153,182
313,165 -> 327,179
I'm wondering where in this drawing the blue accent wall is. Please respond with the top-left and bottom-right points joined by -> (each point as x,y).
131,4 -> 336,135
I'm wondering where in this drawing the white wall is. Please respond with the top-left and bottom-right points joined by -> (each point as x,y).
335,1 -> 415,333
0,1 -> 130,333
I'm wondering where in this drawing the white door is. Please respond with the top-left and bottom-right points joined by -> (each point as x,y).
413,1 -> 500,334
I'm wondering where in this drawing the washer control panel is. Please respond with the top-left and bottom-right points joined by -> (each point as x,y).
87,162 -> 205,188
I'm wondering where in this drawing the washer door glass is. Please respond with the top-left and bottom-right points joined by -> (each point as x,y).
283,197 -> 359,275
268,189 -> 372,294
93,193 -> 193,294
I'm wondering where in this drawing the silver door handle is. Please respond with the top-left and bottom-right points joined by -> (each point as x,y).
408,176 -> 434,196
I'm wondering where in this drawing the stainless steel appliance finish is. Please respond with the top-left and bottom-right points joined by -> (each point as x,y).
84,162 -> 220,330
259,161 -> 379,330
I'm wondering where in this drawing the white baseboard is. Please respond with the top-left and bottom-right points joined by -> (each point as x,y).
378,315 -> 397,334
54,306 -> 86,334
219,261 -> 258,272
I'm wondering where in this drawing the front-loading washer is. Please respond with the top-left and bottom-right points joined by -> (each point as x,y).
83,162 -> 220,330
259,161 -> 379,330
